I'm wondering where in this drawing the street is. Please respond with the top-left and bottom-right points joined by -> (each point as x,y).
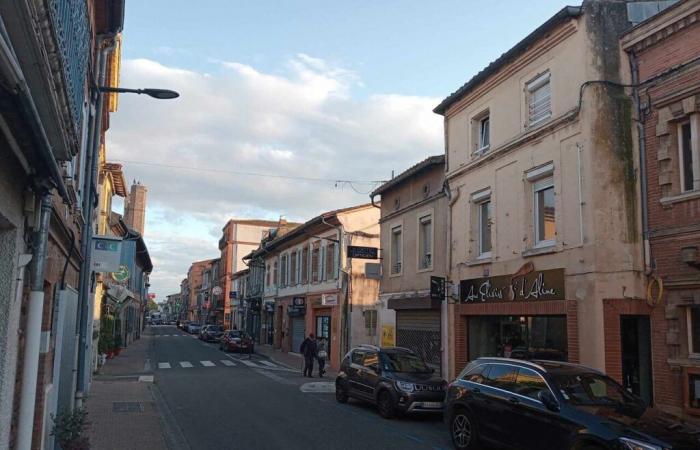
150,326 -> 452,450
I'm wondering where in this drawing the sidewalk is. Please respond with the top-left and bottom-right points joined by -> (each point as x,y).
86,331 -> 172,450
254,344 -> 338,378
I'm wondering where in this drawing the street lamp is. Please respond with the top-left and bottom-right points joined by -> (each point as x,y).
98,86 -> 180,99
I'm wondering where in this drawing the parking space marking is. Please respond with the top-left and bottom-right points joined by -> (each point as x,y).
179,361 -> 193,368
158,362 -> 171,369
200,360 -> 215,367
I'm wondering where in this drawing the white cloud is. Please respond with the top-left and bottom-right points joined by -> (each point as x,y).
106,55 -> 442,298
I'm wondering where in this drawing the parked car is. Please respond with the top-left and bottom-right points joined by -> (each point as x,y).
178,320 -> 188,330
335,345 -> 446,419
445,357 -> 700,450
219,330 -> 254,353
186,322 -> 202,334
200,325 -> 224,342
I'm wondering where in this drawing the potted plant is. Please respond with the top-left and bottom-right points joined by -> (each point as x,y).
51,407 -> 90,450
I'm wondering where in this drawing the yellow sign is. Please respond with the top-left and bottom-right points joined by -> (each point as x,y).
381,325 -> 395,347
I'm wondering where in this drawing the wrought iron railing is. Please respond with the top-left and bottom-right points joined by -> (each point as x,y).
47,0 -> 91,136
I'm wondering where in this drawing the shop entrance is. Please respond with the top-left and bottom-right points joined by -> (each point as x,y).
316,315 -> 331,360
620,315 -> 653,405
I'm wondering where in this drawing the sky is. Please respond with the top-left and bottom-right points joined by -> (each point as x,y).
106,0 -> 573,300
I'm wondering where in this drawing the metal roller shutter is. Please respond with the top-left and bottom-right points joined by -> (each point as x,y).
291,317 -> 305,353
396,310 -> 441,374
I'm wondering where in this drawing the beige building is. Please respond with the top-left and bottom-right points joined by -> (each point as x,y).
435,2 -> 647,385
124,181 -> 147,235
371,155 -> 448,374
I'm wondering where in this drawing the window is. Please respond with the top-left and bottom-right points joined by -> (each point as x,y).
679,121 -> 699,193
391,225 -> 402,274
325,242 -> 336,280
527,72 -> 551,125
534,177 -> 555,246
311,242 -> 320,283
688,308 -> 700,357
418,215 -> 432,270
290,251 -> 297,285
280,254 -> 287,287
514,368 -> 548,400
462,364 -> 488,384
484,364 -> 517,392
301,246 -> 309,284
272,261 -> 278,287
478,200 -> 492,257
363,352 -> 379,369
351,350 -> 366,365
478,115 -> 490,153
364,309 -> 377,336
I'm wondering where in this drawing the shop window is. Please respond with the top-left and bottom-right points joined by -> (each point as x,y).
527,72 -> 551,126
468,316 -> 567,362
418,214 -> 433,270
364,309 -> 377,337
391,225 -> 402,275
688,307 -> 700,358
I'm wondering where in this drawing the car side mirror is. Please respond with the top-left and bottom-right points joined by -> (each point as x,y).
538,390 -> 560,412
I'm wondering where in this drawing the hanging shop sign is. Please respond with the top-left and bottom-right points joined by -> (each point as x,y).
321,293 -> 338,306
430,276 -> 446,300
347,246 -> 378,259
111,265 -> 130,283
91,235 -> 123,272
212,286 -> 223,296
293,297 -> 306,307
459,268 -> 565,303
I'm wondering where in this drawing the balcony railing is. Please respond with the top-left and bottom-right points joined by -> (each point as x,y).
47,0 -> 90,136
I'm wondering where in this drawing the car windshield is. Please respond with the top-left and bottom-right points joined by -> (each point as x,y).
210,326 -> 222,331
550,372 -> 640,408
381,351 -> 432,373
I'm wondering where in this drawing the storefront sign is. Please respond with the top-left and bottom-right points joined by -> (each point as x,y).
347,246 -> 378,259
321,294 -> 338,306
293,297 -> 306,307
459,268 -> 565,303
229,291 -> 237,299
91,235 -> 122,272
381,325 -> 395,347
430,276 -> 446,300
287,305 -> 306,317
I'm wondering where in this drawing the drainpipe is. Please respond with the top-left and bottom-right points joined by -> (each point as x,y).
629,51 -> 651,274
16,193 -> 52,450
444,181 -> 459,379
322,216 -> 350,358
75,35 -> 116,408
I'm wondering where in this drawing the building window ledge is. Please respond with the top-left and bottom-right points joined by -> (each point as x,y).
522,244 -> 557,258
660,190 -> 700,207
464,256 -> 492,266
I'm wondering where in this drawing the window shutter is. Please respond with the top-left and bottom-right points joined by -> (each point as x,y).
320,246 -> 326,281
333,243 -> 339,279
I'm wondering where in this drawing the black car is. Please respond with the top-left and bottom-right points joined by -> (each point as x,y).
200,325 -> 224,342
445,357 -> 700,450
335,345 -> 446,418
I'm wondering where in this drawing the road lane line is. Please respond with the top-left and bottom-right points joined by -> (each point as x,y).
220,359 -> 235,366
158,362 -> 171,369
200,360 -> 215,367
179,361 -> 193,368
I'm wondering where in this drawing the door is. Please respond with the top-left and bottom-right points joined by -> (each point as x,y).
348,349 -> 368,398
478,363 -> 519,447
291,317 -> 305,353
621,315 -> 653,405
359,351 -> 380,399
316,315 -> 331,361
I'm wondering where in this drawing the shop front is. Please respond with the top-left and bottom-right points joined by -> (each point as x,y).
454,267 -> 578,375
388,294 -> 442,374
261,300 -> 275,345
307,292 -> 341,370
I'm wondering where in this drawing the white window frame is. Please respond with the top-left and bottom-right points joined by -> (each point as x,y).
475,112 -> 490,155
390,223 -> 403,276
417,212 -> 434,272
679,116 -> 700,193
477,199 -> 492,258
688,307 -> 700,358
527,72 -> 552,127
533,177 -> 555,248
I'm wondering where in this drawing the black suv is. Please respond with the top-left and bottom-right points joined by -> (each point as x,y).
335,345 -> 446,418
445,357 -> 700,450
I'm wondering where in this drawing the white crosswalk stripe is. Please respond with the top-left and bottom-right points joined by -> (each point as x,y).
158,362 -> 171,369
240,360 -> 260,368
200,360 -> 215,367
220,359 -> 236,366
179,361 -> 193,368
259,361 -> 277,368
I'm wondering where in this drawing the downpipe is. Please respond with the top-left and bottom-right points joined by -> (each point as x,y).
16,193 -> 52,450
322,216 -> 350,357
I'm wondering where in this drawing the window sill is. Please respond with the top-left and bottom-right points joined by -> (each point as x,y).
465,256 -> 492,266
660,190 -> 700,207
527,114 -> 552,129
416,267 -> 434,273
389,272 -> 403,278
473,145 -> 490,156
522,244 -> 557,258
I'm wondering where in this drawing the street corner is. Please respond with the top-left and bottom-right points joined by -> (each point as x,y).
299,381 -> 335,394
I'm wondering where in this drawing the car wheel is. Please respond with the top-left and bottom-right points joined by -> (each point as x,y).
377,390 -> 396,419
451,409 -> 479,450
335,382 -> 349,403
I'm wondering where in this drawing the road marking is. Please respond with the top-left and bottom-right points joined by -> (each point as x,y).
220,360 -> 235,366
254,369 -> 297,385
259,361 -> 277,368
158,362 -> 171,369
300,382 -> 335,393
179,361 -> 193,368
138,375 -> 154,383
200,360 -> 215,367
240,360 -> 260,368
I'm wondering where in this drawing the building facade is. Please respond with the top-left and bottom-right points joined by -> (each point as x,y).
371,155 -> 448,374
186,259 -> 217,322
621,0 -> 700,419
435,2 -> 650,400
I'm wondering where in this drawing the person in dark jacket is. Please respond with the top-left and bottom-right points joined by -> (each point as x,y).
299,333 -> 317,377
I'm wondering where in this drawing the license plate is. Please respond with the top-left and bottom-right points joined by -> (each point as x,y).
421,402 -> 443,408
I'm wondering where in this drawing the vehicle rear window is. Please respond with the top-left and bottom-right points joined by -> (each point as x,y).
483,364 -> 517,391
513,368 -> 548,400
462,364 -> 488,384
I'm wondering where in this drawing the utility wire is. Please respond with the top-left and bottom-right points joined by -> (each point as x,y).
111,159 -> 387,185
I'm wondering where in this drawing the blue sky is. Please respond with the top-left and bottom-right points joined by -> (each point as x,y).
109,0 -> 575,298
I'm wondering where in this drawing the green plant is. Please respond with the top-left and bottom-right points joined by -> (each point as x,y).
51,407 -> 90,450
98,314 -> 115,353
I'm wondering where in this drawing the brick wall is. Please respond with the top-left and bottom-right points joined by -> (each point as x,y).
636,21 -> 700,82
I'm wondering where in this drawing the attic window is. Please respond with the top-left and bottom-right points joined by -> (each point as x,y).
394,197 -> 400,210
423,184 -> 430,198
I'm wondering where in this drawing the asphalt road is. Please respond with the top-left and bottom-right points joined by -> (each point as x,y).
149,325 -> 452,450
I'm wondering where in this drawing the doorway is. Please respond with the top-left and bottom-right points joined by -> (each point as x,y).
316,315 -> 331,360
620,315 -> 653,405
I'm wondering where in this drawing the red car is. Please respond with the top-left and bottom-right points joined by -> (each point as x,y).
219,330 -> 254,353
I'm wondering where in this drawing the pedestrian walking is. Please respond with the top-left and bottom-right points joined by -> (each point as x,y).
299,333 -> 317,377
316,336 -> 328,378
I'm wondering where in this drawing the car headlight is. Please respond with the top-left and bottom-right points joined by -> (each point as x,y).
619,437 -> 662,450
396,381 -> 415,393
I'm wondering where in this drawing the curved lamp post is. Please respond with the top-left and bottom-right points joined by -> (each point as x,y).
98,86 -> 180,99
